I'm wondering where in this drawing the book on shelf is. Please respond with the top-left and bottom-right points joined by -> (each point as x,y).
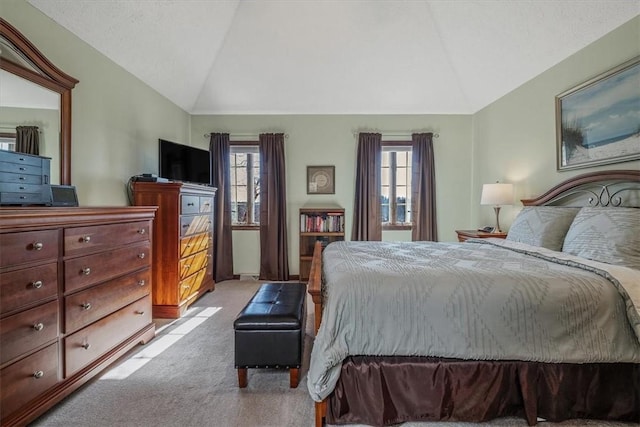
300,213 -> 344,233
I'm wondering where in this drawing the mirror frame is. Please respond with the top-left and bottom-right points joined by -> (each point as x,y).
0,18 -> 78,185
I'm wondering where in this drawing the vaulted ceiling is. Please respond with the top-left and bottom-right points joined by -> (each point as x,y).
28,0 -> 639,115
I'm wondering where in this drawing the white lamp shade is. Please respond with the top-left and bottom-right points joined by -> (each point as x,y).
481,183 -> 513,206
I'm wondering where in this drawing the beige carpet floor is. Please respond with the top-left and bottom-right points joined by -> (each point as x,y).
32,280 -> 637,427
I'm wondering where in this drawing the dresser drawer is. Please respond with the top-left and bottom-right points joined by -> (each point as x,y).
1,343 -> 59,419
199,196 -> 213,213
65,269 -> 151,333
179,268 -> 207,302
64,221 -> 151,256
206,247 -> 213,276
0,151 -> 44,167
0,160 -> 43,176
0,262 -> 58,314
181,195 -> 200,214
0,300 -> 59,365
0,190 -> 51,205
65,295 -> 151,376
64,242 -> 151,293
0,229 -> 59,268
180,215 -> 212,236
0,182 -> 45,193
0,171 -> 43,185
179,250 -> 209,280
179,195 -> 213,214
179,232 -> 211,258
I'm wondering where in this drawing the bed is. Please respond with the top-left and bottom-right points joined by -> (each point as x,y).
307,169 -> 640,427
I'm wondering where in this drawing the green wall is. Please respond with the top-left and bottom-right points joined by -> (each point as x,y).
4,0 -> 637,277
472,17 -> 640,229
2,0 -> 191,205
191,115 -> 472,275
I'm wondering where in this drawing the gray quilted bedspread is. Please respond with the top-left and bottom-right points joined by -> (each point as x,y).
307,239 -> 640,402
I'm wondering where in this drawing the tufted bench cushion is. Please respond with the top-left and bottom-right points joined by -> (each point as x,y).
233,282 -> 306,388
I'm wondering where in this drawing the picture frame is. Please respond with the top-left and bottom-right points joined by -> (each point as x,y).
307,165 -> 335,194
556,56 -> 640,171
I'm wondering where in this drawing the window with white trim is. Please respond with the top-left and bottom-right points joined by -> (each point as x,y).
230,145 -> 260,226
381,144 -> 412,228
0,135 -> 16,151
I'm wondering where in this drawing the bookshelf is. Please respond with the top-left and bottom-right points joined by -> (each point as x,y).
299,204 -> 345,282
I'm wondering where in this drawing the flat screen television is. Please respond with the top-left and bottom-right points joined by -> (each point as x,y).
159,139 -> 211,185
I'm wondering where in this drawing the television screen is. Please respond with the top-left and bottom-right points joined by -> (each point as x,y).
159,139 -> 211,185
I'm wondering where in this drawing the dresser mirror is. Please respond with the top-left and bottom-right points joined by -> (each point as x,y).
0,18 -> 78,185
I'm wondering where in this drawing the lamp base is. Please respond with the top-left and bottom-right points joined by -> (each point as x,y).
493,206 -> 502,233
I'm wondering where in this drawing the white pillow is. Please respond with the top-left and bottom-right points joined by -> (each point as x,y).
506,206 -> 580,251
562,207 -> 640,270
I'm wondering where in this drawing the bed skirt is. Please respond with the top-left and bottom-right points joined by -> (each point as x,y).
326,356 -> 640,426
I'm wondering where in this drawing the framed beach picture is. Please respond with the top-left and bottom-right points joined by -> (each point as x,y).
556,56 -> 640,171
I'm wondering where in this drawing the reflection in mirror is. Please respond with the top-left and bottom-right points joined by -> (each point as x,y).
0,69 -> 61,183
0,18 -> 78,185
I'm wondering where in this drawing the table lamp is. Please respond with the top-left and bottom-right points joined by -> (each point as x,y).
480,182 -> 513,232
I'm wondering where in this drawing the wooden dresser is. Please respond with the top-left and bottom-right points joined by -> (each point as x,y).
132,182 -> 216,318
0,207 -> 157,427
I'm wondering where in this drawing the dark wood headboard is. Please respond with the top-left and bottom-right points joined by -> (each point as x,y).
521,170 -> 640,207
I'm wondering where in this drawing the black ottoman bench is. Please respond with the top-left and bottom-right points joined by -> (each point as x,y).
233,282 -> 306,388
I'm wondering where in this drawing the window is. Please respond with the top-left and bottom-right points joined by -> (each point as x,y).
0,134 -> 16,151
381,144 -> 412,229
230,144 -> 260,226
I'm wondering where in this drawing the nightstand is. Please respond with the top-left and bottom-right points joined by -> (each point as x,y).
455,229 -> 507,242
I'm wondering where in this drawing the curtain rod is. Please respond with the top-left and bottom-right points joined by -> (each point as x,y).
353,131 -> 439,139
0,125 -> 42,133
203,132 -> 289,140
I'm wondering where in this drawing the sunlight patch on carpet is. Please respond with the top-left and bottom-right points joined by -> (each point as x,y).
100,306 -> 222,380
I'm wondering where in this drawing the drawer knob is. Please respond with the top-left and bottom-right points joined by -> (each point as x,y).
82,236 -> 91,243
135,310 -> 145,315
81,302 -> 92,310
33,322 -> 45,331
19,166 -> 26,171
33,370 -> 45,379
82,267 -> 91,275
32,280 -> 44,289
187,202 -> 195,206
32,242 -> 44,251
138,279 -> 145,286
138,228 -> 146,235
138,253 -> 145,259
19,176 -> 26,180
82,343 -> 91,350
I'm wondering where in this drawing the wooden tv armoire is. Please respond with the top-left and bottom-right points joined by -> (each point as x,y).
132,181 -> 217,318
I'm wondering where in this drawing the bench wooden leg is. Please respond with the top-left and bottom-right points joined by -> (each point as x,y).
289,367 -> 299,388
237,368 -> 247,388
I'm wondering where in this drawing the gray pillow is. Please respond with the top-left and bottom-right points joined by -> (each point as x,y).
506,206 -> 580,251
562,207 -> 640,270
